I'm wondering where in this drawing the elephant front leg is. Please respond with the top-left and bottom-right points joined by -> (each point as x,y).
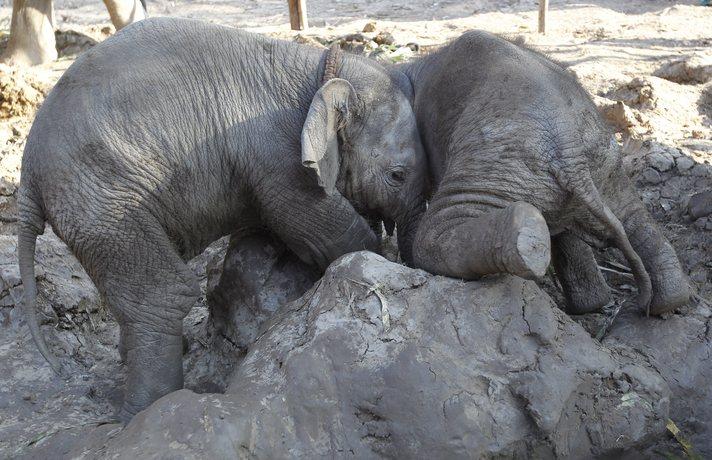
551,232 -> 611,314
413,201 -> 551,280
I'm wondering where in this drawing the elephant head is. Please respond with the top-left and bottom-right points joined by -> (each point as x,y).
301,65 -> 428,265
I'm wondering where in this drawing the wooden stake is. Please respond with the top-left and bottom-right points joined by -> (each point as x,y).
538,0 -> 549,34
288,0 -> 308,31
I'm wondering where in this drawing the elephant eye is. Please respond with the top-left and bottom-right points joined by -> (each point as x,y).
387,168 -> 406,186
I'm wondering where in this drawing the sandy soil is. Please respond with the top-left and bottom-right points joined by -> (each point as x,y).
0,0 -> 710,457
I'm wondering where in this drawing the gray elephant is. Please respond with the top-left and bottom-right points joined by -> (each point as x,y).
17,17 -> 427,421
402,31 -> 689,315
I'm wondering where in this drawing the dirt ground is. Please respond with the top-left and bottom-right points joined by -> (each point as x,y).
0,0 -> 710,457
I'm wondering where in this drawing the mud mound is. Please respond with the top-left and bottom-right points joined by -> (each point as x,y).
30,252 -> 671,459
0,65 -> 48,118
654,53 -> 712,85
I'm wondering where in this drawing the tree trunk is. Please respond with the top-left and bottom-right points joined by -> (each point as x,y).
1,0 -> 57,66
102,0 -> 146,30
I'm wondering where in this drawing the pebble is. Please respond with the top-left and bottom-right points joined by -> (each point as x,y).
676,155 -> 696,172
641,167 -> 662,184
646,150 -> 674,172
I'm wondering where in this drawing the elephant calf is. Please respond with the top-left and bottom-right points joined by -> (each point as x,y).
18,18 -> 427,421
402,31 -> 689,315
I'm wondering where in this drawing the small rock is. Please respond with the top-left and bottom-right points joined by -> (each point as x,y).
647,150 -> 674,172
293,34 -> 325,48
691,130 -> 705,139
362,22 -> 376,33
688,190 -> 712,219
374,31 -> 395,46
676,155 -> 696,172
406,42 -> 420,52
641,167 -> 662,184
341,33 -> 367,43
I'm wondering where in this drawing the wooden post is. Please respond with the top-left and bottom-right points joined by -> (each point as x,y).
538,0 -> 549,34
288,0 -> 308,31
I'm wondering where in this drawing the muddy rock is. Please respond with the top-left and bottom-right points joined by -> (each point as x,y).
38,252 -> 670,459
206,233 -> 318,353
688,189 -> 712,219
604,301 -> 712,457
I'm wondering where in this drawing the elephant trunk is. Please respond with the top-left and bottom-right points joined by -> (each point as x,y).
395,207 -> 421,267
412,186 -> 551,280
608,179 -> 690,315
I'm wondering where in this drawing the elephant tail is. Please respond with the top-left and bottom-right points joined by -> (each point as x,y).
17,187 -> 64,375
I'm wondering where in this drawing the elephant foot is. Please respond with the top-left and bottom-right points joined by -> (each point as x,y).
648,269 -> 691,316
498,202 -> 551,280
552,231 -> 611,315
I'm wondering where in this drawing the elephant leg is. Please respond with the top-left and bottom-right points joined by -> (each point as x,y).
414,201 -> 551,280
89,231 -> 199,423
102,0 -> 146,30
551,232 -> 611,314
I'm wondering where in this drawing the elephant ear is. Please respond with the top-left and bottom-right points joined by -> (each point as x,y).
301,78 -> 356,196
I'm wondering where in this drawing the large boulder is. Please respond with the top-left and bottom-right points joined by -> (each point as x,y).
51,252 -> 669,459
604,302 -> 712,457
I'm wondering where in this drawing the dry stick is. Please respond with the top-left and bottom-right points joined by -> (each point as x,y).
288,0 -> 308,31
598,266 -> 635,279
538,0 -> 549,34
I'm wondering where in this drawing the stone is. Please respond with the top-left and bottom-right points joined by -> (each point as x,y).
688,189 -> 712,219
206,233 -> 318,353
374,31 -> 395,46
39,252 -> 670,459
676,155 -> 696,172
646,150 -> 674,172
641,167 -> 662,184
362,22 -> 377,33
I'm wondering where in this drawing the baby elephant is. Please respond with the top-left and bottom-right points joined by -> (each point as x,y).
402,31 -> 689,315
18,18 -> 427,421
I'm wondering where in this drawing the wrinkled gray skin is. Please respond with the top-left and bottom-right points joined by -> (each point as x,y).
17,17 -> 427,421
401,31 -> 689,316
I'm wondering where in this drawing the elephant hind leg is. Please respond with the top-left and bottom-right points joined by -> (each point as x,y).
86,228 -> 199,423
551,232 -> 611,314
414,201 -> 551,280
